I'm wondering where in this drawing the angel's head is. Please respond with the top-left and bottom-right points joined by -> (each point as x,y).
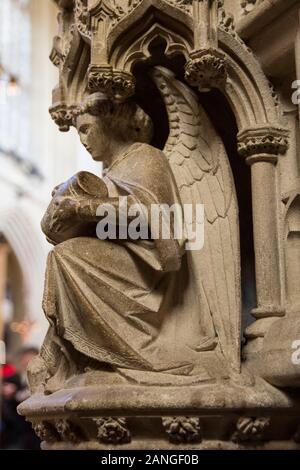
74,93 -> 153,163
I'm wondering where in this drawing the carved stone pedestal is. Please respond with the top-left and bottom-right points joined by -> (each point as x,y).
18,381 -> 300,450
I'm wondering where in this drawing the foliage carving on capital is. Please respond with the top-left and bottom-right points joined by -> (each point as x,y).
87,66 -> 136,100
237,126 -> 289,161
49,103 -> 75,132
185,48 -> 227,92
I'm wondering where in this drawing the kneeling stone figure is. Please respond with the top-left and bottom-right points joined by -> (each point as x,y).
28,68 -> 241,394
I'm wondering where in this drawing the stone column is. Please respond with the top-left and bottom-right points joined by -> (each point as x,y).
237,126 -> 289,354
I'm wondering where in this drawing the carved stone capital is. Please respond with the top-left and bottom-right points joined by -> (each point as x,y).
184,48 -> 227,92
87,65 -> 136,101
237,126 -> 289,162
49,103 -> 74,132
162,416 -> 202,444
232,417 -> 271,443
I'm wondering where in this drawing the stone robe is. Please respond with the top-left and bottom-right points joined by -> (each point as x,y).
40,143 -> 218,385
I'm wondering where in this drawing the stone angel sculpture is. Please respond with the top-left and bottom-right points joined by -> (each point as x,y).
28,67 -> 240,394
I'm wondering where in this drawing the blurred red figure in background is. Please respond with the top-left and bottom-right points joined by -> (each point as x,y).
1,348 -> 41,449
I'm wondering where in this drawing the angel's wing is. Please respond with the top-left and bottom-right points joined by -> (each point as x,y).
152,66 -> 241,372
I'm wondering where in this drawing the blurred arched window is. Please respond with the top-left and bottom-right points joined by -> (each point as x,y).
0,0 -> 31,161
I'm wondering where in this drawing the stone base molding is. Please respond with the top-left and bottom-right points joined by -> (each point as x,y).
19,382 -> 300,450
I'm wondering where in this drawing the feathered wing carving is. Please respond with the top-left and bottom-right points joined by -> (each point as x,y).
152,67 -> 241,372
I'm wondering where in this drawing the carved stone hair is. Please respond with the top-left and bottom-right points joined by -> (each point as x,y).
74,93 -> 153,144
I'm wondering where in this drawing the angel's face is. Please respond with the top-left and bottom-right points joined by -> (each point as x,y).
76,113 -> 110,162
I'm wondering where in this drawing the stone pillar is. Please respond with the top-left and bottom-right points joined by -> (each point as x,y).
237,126 -> 289,354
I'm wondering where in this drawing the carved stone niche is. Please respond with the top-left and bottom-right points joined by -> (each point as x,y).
18,0 -> 300,449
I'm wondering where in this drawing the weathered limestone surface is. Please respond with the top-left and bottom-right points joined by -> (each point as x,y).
18,0 -> 300,449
